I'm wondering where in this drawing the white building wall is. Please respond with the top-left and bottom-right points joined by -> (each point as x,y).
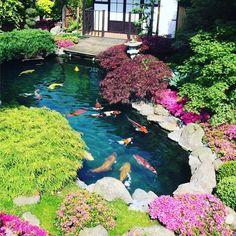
94,3 -> 108,31
158,0 -> 178,37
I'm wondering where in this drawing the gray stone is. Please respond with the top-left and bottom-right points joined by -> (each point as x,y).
50,25 -> 62,35
132,102 -> 154,116
168,128 -> 183,142
158,116 -> 180,131
147,114 -> 166,123
188,154 -> 201,175
22,212 -> 40,226
154,104 -> 170,116
86,183 -> 95,192
123,225 -> 175,236
13,194 -> 40,206
132,102 -> 145,112
76,178 -> 87,189
91,177 -> 132,204
191,146 -> 215,163
225,206 -> 236,231
178,124 -> 204,151
190,161 -> 216,193
129,200 -> 149,212
79,225 -> 108,236
173,182 -> 207,195
213,159 -> 224,171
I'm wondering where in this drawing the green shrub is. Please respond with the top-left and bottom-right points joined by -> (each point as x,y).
0,29 -> 56,62
217,161 -> 236,182
216,176 -> 236,209
24,8 -> 38,29
56,190 -> 116,235
0,106 -> 85,199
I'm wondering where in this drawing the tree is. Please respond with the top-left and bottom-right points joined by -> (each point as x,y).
36,0 -> 54,18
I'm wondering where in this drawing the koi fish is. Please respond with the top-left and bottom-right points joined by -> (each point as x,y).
118,137 -> 133,146
133,154 -> 157,174
34,89 -> 42,100
48,83 -> 63,90
74,66 -> 80,72
103,110 -> 121,117
19,92 -> 34,97
119,162 -> 131,182
91,113 -> 104,117
90,153 -> 117,173
84,151 -> 94,161
127,116 -> 148,134
93,99 -> 103,110
67,108 -> 87,117
19,69 -> 35,76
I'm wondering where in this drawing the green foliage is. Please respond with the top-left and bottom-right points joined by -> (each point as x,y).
56,190 -> 116,235
24,8 -> 38,29
0,29 -> 56,62
66,18 -> 80,32
217,161 -> 236,182
0,106 -> 86,199
216,176 -> 236,209
178,32 -> 236,125
108,200 -> 157,236
36,0 -> 54,17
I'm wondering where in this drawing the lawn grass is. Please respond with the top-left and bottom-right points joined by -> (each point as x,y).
108,200 -> 157,236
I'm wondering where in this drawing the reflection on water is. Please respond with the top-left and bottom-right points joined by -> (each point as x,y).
1,57 -> 191,195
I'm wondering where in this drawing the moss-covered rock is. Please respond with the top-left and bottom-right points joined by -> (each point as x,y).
0,106 -> 85,199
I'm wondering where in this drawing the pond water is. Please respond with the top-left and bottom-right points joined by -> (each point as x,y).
1,57 -> 191,195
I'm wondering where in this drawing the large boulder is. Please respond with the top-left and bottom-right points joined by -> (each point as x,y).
178,124 -> 204,151
13,194 -> 40,206
153,104 -> 170,116
158,116 -> 180,132
79,225 -> 108,236
191,146 -> 215,163
76,178 -> 88,189
50,25 -> 62,35
22,212 -> 40,226
129,188 -> 157,212
168,128 -> 183,143
123,225 -> 175,236
89,177 -> 133,204
173,182 -> 207,195
225,206 -> 236,231
147,114 -> 166,123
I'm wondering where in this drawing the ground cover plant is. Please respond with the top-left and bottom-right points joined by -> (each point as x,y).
100,54 -> 172,104
217,161 -> 236,182
149,193 -> 233,235
0,106 -> 86,200
0,29 -> 56,62
56,190 -> 116,235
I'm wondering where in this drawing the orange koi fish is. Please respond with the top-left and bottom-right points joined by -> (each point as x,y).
127,116 -> 148,134
67,108 -> 87,117
133,154 -> 157,174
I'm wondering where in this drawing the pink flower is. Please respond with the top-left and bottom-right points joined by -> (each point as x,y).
57,40 -> 74,48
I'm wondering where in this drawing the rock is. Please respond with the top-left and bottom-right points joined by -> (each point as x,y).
76,178 -> 87,189
22,212 -> 40,226
132,102 -> 145,112
191,146 -> 215,163
178,124 -> 204,151
13,194 -> 40,206
190,161 -> 216,193
154,104 -> 170,116
91,177 -> 132,204
86,183 -> 95,192
173,182 -> 207,195
158,116 -> 180,131
168,128 -> 183,142
55,48 -> 65,56
129,189 -> 157,212
189,154 -> 201,175
225,206 -> 236,231
147,114 -> 166,123
132,102 -> 154,116
79,225 -> 108,236
50,25 -> 62,35
123,225 -> 175,236
213,158 -> 224,171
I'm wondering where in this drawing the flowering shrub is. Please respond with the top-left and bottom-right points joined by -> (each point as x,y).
100,54 -> 172,104
217,161 -> 236,182
141,35 -> 172,58
35,19 -> 55,30
56,39 -> 74,48
216,177 -> 236,209
0,213 -> 48,235
56,190 -> 116,235
203,123 -> 236,161
96,44 -> 129,71
153,89 -> 210,124
149,194 -> 233,235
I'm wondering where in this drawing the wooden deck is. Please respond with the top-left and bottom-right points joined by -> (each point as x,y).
63,36 -> 126,58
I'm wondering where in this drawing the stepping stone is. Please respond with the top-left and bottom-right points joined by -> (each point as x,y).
13,194 -> 40,206
22,212 -> 40,226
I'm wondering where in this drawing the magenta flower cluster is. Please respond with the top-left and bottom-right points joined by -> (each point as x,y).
204,123 -> 236,161
153,89 -> 210,124
0,213 -> 48,236
56,39 -> 74,48
149,194 -> 233,236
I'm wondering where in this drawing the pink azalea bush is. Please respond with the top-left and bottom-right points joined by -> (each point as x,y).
153,89 -> 210,124
149,194 -> 233,236
203,123 -> 236,161
56,39 -> 74,48
0,213 -> 48,235
56,190 -> 116,235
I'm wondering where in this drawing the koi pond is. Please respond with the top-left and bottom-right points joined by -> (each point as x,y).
1,57 -> 191,195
